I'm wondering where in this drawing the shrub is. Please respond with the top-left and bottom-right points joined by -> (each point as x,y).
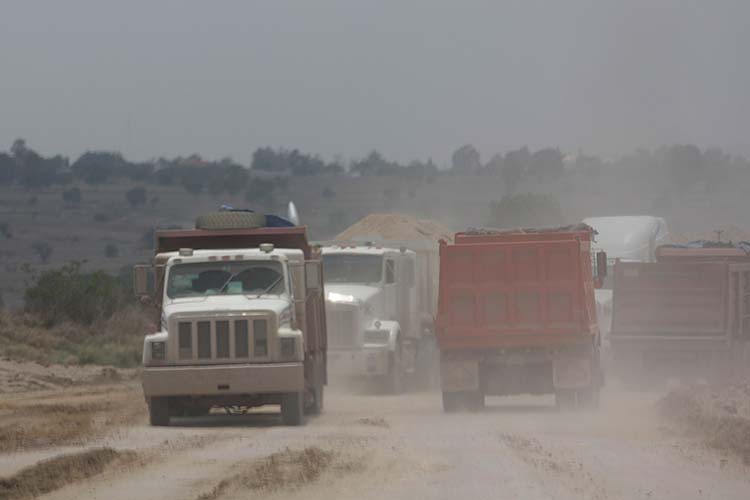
104,243 -> 119,258
24,262 -> 129,326
94,213 -> 114,223
125,187 -> 147,207
0,222 -> 10,239
322,187 -> 336,199
32,241 -> 53,264
488,193 -> 563,229
62,187 -> 82,204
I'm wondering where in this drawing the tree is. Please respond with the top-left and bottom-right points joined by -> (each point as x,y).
665,144 -> 705,189
71,151 -> 127,184
0,153 -> 16,185
125,187 -> 147,207
488,194 -> 563,229
451,144 -> 481,173
104,243 -> 119,258
502,147 -> 530,195
62,187 -> 82,204
32,241 -> 53,264
528,148 -> 564,181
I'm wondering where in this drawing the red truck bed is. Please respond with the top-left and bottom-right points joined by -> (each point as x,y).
436,229 -> 598,350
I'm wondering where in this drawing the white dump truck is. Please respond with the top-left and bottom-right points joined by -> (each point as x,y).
320,214 -> 449,392
134,213 -> 327,426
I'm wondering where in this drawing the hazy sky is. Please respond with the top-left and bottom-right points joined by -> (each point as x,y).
1,1 -> 748,165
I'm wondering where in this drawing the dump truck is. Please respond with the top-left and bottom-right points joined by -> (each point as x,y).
133,212 -> 327,426
435,226 -> 607,411
582,216 -> 671,349
610,242 -> 750,382
320,214 -> 448,391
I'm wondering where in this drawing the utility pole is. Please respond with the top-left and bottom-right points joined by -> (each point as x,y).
715,229 -> 724,242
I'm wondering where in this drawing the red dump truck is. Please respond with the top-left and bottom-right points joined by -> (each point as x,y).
610,244 -> 750,382
435,226 -> 606,411
134,214 -> 327,426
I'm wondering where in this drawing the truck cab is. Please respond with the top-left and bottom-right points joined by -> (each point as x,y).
135,224 -> 326,426
321,245 -> 417,392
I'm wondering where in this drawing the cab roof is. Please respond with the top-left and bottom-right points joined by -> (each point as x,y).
321,245 -> 414,257
158,248 -> 303,265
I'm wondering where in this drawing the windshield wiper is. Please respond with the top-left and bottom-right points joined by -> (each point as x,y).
255,275 -> 283,298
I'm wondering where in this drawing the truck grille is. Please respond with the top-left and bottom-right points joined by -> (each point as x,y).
326,306 -> 359,349
173,316 -> 270,363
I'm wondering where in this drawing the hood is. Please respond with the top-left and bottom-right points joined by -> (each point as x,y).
163,295 -> 291,320
325,284 -> 381,305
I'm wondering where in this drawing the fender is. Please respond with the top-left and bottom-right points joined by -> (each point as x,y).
367,320 -> 400,351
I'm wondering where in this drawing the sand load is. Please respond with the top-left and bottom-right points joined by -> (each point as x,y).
335,213 -> 453,242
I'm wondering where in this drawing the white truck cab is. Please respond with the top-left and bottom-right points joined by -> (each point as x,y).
322,245 -> 418,392
137,231 -> 327,427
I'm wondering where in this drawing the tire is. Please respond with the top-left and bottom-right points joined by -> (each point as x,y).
442,391 -> 461,413
281,392 -> 305,426
555,389 -> 576,411
442,391 -> 483,413
384,349 -> 403,395
149,397 -> 170,426
195,212 -> 266,230
305,384 -> 324,415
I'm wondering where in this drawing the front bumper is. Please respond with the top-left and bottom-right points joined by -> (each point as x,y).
328,347 -> 389,377
142,362 -> 304,397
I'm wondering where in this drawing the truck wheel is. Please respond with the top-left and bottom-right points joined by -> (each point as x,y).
305,384 -> 324,415
467,391 -> 485,412
576,385 -> 600,410
195,212 -> 266,230
149,397 -> 170,426
555,389 -> 576,411
442,391 -> 461,413
384,349 -> 403,394
281,392 -> 305,426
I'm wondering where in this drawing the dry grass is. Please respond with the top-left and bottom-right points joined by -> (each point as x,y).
660,385 -> 750,464
0,447 -> 136,499
197,447 -> 362,500
0,306 -> 150,368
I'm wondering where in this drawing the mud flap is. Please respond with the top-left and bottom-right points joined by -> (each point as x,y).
440,359 -> 479,392
553,355 -> 592,390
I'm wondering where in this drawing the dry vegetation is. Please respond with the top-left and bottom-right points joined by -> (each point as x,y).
197,447 -> 363,500
660,384 -> 750,464
0,447 -> 136,500
0,306 -> 150,368
0,382 -> 145,452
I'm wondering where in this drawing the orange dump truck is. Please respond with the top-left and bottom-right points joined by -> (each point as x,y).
610,244 -> 750,382
435,226 -> 606,411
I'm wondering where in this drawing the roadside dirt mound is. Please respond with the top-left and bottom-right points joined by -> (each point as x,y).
0,447 -> 136,499
335,213 -> 453,242
197,446 -> 364,500
660,384 -> 750,464
0,382 -> 145,452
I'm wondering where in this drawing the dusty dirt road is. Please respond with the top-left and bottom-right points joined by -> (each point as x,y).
1,380 -> 749,500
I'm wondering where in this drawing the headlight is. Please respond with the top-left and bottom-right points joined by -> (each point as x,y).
280,337 -> 296,359
364,330 -> 390,345
151,341 -> 166,360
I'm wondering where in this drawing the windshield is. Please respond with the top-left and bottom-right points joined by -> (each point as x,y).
323,254 -> 383,284
166,260 -> 285,299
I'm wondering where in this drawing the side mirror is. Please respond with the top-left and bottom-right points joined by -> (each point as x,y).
133,265 -> 152,297
305,261 -> 321,290
596,251 -> 608,278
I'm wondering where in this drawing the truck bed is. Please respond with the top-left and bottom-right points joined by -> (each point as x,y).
610,261 -> 728,340
436,232 -> 597,350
